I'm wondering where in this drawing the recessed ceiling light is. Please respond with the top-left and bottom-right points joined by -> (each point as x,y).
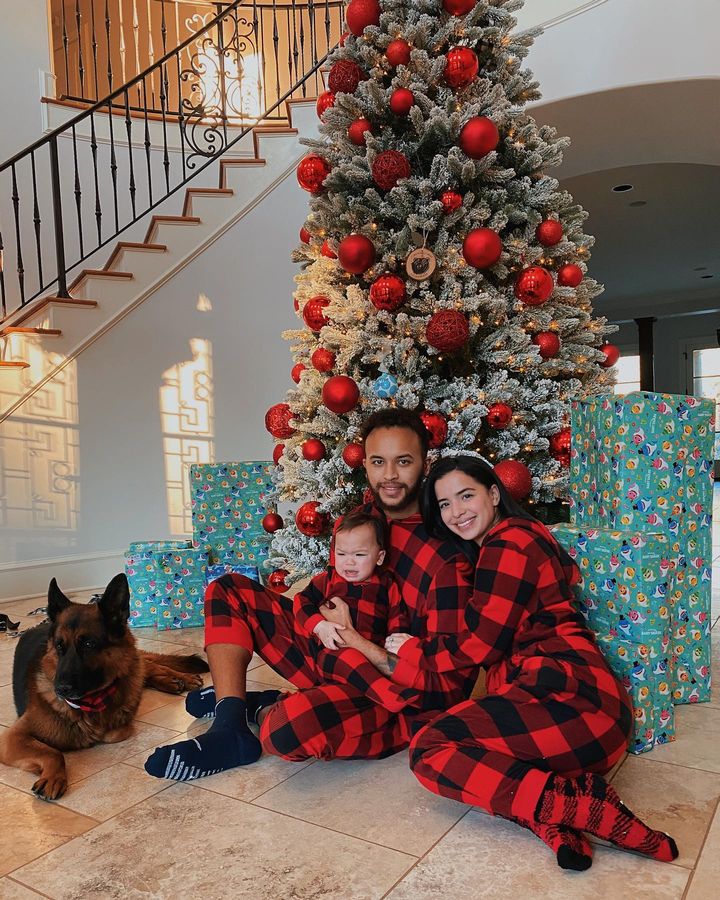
612,184 -> 634,192
629,200 -> 647,207
694,266 -> 708,271
700,274 -> 714,279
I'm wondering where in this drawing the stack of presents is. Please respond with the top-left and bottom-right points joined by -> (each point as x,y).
551,391 -> 715,753
124,462 -> 275,631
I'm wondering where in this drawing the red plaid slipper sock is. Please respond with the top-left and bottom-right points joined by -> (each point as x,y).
514,817 -> 593,871
535,773 -> 678,862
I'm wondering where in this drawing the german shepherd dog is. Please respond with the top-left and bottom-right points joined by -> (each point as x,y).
0,573 -> 209,800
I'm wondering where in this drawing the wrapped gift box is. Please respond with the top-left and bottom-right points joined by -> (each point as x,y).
551,523 -> 677,753
206,563 -> 261,586
190,461 -> 275,577
125,540 -> 207,629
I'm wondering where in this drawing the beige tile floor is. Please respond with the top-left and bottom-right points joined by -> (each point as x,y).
1,524 -> 719,899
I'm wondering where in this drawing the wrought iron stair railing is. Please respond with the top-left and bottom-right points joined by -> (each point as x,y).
1,0 -> 343,320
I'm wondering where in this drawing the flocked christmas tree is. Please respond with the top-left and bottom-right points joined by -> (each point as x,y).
263,0 -> 619,585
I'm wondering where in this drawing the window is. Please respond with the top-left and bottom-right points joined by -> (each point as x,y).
613,354 -> 641,395
692,348 -> 720,460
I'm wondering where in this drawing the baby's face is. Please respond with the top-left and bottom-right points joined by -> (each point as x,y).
334,523 -> 385,583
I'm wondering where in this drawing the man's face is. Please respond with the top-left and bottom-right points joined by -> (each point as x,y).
363,427 -> 426,519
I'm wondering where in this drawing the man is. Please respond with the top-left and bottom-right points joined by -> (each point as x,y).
145,409 -> 478,781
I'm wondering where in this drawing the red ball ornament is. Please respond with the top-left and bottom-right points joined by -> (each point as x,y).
345,0 -> 381,36
299,226 -> 311,244
265,403 -> 295,439
322,375 -> 360,414
328,59 -> 365,94
342,443 -> 366,469
515,266 -> 554,306
390,88 -> 414,116
385,38 -> 411,67
321,239 -> 337,259
494,459 -> 532,501
463,228 -> 503,269
426,309 -> 469,352
297,154 -> 330,193
372,149 -> 411,190
348,118 -> 373,145
262,512 -> 284,533
532,331 -> 561,359
302,438 -> 327,461
311,347 -> 336,372
295,501 -> 330,536
459,116 -> 500,159
369,273 -> 406,311
549,427 -> 572,459
268,569 -> 290,590
291,363 -> 306,383
272,443 -> 285,465
339,31 -> 349,46
599,343 -> 620,368
557,263 -> 584,287
486,403 -> 513,430
338,233 -> 376,274
420,411 -> 448,449
440,190 -> 463,213
293,297 -> 299,312
443,0 -> 476,14
303,295 -> 331,331
536,219 -> 563,247
316,91 -> 336,118
445,47 -> 479,89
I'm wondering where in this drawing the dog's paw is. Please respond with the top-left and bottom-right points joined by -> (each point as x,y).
32,774 -> 68,801
183,673 -> 204,691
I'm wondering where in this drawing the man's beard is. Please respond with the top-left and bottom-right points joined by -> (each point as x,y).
369,476 -> 423,516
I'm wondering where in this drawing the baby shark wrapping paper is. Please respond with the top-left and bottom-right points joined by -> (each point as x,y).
125,540 -> 207,630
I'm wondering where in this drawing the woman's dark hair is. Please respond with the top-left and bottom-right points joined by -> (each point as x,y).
420,455 -> 536,561
360,407 -> 429,457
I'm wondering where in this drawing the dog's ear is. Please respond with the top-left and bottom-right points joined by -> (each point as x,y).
97,573 -> 130,637
47,578 -> 71,621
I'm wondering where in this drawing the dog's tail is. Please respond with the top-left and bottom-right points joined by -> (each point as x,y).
139,651 -> 209,674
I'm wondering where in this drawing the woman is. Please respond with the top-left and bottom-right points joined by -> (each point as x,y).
384,454 -> 678,871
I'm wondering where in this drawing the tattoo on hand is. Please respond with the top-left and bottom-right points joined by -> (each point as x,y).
377,651 -> 398,677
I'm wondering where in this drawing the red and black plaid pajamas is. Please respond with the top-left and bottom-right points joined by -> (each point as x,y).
405,517 -> 633,823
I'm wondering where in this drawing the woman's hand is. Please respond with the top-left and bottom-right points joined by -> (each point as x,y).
385,633 -> 412,655
320,596 -> 353,629
313,620 -> 346,650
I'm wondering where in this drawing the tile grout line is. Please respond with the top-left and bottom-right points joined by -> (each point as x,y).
5,874 -> 54,899
192,758 -> 318,804
681,794 -> 720,900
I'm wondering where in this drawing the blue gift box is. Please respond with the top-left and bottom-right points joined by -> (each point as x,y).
205,563 -> 261,586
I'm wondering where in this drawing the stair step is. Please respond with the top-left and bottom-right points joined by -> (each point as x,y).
103,242 -> 168,271
0,326 -> 62,337
144,215 -> 202,243
182,187 -> 234,216
0,360 -> 30,369
7,296 -> 99,328
68,269 -> 134,292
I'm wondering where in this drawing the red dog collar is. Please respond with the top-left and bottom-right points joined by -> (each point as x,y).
64,681 -> 118,712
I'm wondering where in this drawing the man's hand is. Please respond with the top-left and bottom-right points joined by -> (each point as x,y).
313,620 -> 346,650
320,596 -> 353,629
385,633 -> 413,655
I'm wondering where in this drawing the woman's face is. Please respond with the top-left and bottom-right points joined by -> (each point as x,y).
435,470 -> 501,545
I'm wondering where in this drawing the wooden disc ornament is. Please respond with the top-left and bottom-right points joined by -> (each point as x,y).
406,248 -> 437,281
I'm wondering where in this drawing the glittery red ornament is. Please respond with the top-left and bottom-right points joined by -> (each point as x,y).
420,411 -> 448,449
599,343 -> 620,368
293,297 -> 299,312
443,0 -> 476,13
316,91 -> 336,118
291,363 -> 306,383
348,118 -> 373,145
557,263 -> 584,287
463,228 -> 502,269
440,190 -> 463,213
486,402 -> 513,430
385,38 -> 411,67
342,443 -> 366,469
322,375 -> 360,413
445,47 -> 479,88
302,438 -> 327,461
297,155 -> 330,193
268,569 -> 290,590
338,234 -> 376,274
262,512 -> 284,533
272,443 -> 285,465
515,266 -> 554,306
265,403 -> 295,438
321,239 -> 337,259
426,310 -> 469,352
370,273 -> 406,311
494,459 -> 532,501
328,59 -> 365,94
549,427 -> 572,460
532,331 -> 561,359
295,501 -> 330,536
371,150 -> 411,190
303,295 -> 331,331
390,87 -> 414,115
459,116 -> 500,158
311,347 -> 336,372
299,226 -> 311,244
345,0 -> 381,36
536,219 -> 563,247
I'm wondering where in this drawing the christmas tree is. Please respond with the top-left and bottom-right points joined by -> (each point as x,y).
264,0 -> 618,583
